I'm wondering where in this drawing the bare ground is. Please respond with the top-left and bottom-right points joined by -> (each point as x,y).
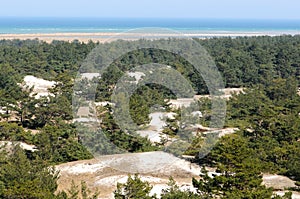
56,151 -> 202,198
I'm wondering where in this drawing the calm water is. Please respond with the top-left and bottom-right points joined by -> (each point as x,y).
0,17 -> 299,34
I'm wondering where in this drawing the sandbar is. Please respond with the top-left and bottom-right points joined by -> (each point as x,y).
0,31 -> 299,43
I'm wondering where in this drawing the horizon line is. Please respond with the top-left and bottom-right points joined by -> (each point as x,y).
1,16 -> 300,21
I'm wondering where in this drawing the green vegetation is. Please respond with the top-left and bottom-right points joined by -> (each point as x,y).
66,180 -> 99,199
0,35 -> 300,197
218,79 -> 300,181
114,174 -> 155,199
0,146 -> 59,198
113,174 -> 291,199
193,135 -> 274,199
0,145 -> 99,199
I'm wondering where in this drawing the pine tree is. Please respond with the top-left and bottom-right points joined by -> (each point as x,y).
114,174 -> 156,199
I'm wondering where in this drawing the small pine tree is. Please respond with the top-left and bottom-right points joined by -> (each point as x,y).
161,177 -> 199,199
114,174 -> 155,199
67,180 -> 99,199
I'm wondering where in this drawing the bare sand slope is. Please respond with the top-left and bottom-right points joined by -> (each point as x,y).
56,151 -> 202,198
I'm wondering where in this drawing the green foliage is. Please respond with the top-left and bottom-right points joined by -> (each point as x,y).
197,35 -> 300,87
129,85 -> 168,125
0,145 -> 59,199
0,145 -> 97,199
94,105 -> 159,154
0,64 -> 23,100
223,79 -> 300,180
114,174 -> 156,199
33,122 -> 93,163
0,39 -> 96,79
193,135 -> 274,199
265,77 -> 298,103
0,122 -> 33,142
0,64 -> 24,121
31,95 -> 72,128
66,180 -> 99,199
161,177 -> 199,199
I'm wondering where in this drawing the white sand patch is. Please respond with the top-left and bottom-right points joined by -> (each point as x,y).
215,128 -> 239,137
94,101 -> 114,107
136,130 -> 167,143
19,142 -> 37,151
0,108 -> 6,114
56,160 -> 112,174
136,112 -> 173,143
179,183 -> 198,193
151,184 -> 169,197
81,73 -> 100,80
0,141 -> 37,152
140,176 -> 165,183
190,124 -> 217,131
219,88 -> 245,95
95,175 -> 164,187
149,112 -> 167,131
107,151 -> 179,173
169,98 -> 196,109
194,87 -> 245,100
147,182 -> 197,198
21,75 -> 56,99
127,71 -> 145,84
95,175 -> 127,186
151,182 -> 197,197
191,111 -> 202,118
165,112 -> 177,120
57,151 -> 201,175
72,117 -> 99,123
274,191 -> 300,199
192,124 -> 238,138
170,157 -> 201,176
263,174 -> 296,190
264,175 -> 279,180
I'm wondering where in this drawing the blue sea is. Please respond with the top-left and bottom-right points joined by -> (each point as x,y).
0,17 -> 299,34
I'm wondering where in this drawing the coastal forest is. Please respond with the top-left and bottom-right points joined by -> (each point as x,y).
0,35 -> 300,198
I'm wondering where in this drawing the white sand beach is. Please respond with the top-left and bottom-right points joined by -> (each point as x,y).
1,31 -> 300,43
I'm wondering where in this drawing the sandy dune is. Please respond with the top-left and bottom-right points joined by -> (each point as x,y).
56,151 -> 202,198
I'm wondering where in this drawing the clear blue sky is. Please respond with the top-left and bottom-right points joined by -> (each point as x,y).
1,0 -> 300,19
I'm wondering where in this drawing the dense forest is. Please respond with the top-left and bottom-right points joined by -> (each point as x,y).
0,35 -> 300,198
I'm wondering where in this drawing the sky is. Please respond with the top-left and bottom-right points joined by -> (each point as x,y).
1,0 -> 300,19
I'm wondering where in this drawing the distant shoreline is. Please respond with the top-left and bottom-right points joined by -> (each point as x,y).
0,31 -> 299,43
